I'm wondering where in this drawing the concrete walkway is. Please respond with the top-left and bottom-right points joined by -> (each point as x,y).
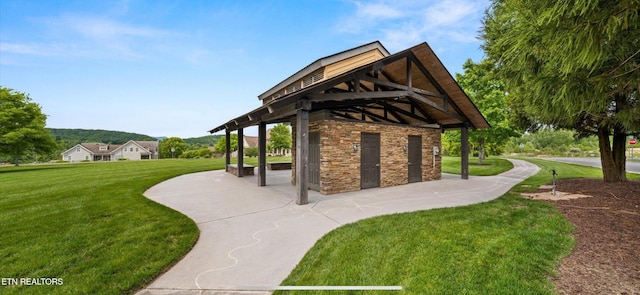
136,159 -> 539,295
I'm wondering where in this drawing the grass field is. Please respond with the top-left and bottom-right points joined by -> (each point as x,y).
277,158 -> 640,294
510,157 -> 640,192
0,159 -> 225,294
441,156 -> 514,176
4,155 -> 635,294
276,158 -> 583,294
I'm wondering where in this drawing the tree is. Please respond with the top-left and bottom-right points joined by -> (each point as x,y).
268,123 -> 291,155
0,87 -> 56,166
482,0 -> 640,181
443,59 -> 519,163
159,137 -> 186,158
214,133 -> 238,154
179,148 -> 212,158
245,147 -> 258,157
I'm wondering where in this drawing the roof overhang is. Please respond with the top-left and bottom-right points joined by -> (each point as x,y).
258,41 -> 390,101
209,42 -> 489,134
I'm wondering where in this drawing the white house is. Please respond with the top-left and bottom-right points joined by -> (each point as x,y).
61,140 -> 159,162
224,133 -> 291,157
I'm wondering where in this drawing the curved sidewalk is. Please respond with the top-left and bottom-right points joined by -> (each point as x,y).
137,159 -> 539,295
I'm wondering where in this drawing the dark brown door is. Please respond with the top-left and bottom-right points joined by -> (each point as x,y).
408,135 -> 422,183
361,133 -> 380,189
308,131 -> 320,191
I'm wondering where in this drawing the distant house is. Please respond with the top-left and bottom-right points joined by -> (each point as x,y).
208,133 -> 291,157
222,134 -> 291,157
61,140 -> 159,162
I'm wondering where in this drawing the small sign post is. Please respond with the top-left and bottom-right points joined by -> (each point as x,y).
551,169 -> 557,196
630,138 -> 636,160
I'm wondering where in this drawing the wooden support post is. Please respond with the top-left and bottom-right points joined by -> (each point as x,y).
461,122 -> 469,180
238,128 -> 244,177
258,122 -> 267,186
406,57 -> 412,89
296,101 -> 310,205
225,130 -> 231,172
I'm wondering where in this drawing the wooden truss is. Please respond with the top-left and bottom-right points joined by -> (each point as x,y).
209,43 -> 489,204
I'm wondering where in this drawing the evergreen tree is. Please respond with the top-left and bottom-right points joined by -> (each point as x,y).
482,0 -> 640,181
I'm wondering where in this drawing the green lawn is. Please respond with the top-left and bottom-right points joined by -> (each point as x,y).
277,158 -> 640,294
4,155 -> 634,294
511,157 -> 640,192
277,158 -> 579,294
442,156 -> 514,176
0,159 -> 225,294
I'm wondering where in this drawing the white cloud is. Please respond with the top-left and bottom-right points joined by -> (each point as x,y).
334,1 -> 405,33
61,16 -> 167,41
0,42 -> 50,56
4,14 -> 179,61
335,0 -> 488,52
356,2 -> 403,19
422,0 -> 480,28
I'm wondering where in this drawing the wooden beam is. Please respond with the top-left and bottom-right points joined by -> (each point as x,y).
295,108 -> 309,205
312,99 -> 377,110
260,102 -> 298,122
377,101 -> 434,124
408,92 -> 466,122
360,75 -> 445,99
352,107 -> 398,123
258,121 -> 266,187
461,123 -> 469,180
408,53 -> 472,128
225,130 -> 231,172
406,57 -> 412,89
384,108 -> 408,124
237,128 -> 244,177
408,99 -> 436,123
308,90 -> 408,102
330,111 -> 358,120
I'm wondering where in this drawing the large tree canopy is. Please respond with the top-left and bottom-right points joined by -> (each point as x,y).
268,123 -> 291,155
213,133 -> 238,154
159,137 -> 186,158
482,0 -> 640,181
0,87 -> 56,165
443,59 -> 519,163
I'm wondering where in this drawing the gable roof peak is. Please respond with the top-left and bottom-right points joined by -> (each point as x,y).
258,41 -> 390,101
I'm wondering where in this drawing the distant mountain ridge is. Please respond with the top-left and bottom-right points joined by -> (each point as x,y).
48,128 -> 157,145
48,128 -> 222,146
183,135 -> 222,145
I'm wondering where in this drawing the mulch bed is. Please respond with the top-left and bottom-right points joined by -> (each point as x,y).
539,178 -> 640,294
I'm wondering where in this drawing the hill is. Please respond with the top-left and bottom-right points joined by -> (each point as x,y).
183,135 -> 222,146
48,128 -> 157,145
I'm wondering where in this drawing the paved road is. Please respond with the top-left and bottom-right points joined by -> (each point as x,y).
136,159 -> 539,295
547,157 -> 640,173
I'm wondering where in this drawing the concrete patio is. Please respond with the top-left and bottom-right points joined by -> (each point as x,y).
136,159 -> 539,295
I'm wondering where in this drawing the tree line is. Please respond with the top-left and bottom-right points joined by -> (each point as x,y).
3,0 -> 638,180
159,124 -> 292,159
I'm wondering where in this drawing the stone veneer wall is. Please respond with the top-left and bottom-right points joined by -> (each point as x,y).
292,118 -> 441,195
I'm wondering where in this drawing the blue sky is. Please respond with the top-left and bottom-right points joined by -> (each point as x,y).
1,0 -> 489,138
